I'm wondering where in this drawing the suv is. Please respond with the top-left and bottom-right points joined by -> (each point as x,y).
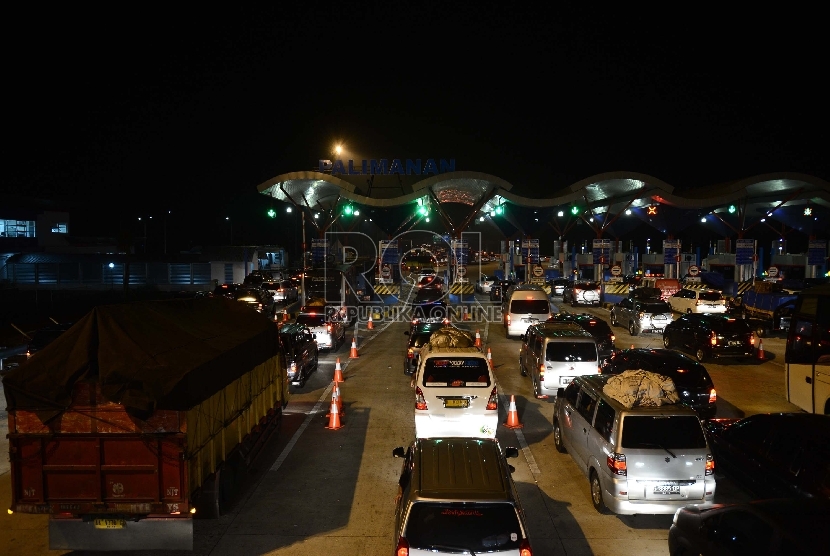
703,413 -> 830,500
668,289 -> 727,314
233,286 -> 275,316
546,312 -> 616,359
295,306 -> 346,351
610,298 -> 674,336
663,314 -> 756,362
562,281 -> 601,307
263,279 -> 299,304
519,322 -> 599,399
278,323 -> 318,387
411,288 -> 448,321
391,437 -> 531,556
600,348 -> 717,417
503,284 -> 551,338
552,374 -> 717,515
413,345 -> 498,438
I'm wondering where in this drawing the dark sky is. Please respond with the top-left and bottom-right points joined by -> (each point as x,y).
5,6 -> 828,248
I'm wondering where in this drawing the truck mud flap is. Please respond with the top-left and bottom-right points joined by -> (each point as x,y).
49,516 -> 193,551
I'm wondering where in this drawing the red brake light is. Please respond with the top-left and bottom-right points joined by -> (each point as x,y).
395,536 -> 409,556
415,387 -> 427,410
607,453 -> 626,476
710,331 -> 717,346
407,348 -> 414,359
327,324 -> 332,332
709,388 -> 717,404
705,454 -> 715,475
486,386 -> 498,410
520,539 -> 533,556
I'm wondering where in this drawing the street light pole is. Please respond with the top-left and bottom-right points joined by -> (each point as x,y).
301,209 -> 306,307
226,217 -> 233,245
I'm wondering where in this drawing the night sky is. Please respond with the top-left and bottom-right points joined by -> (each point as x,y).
5,6 -> 827,251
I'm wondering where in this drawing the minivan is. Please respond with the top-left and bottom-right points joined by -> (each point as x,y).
503,284 -> 551,339
392,437 -> 532,555
552,373 -> 717,515
519,322 -> 600,399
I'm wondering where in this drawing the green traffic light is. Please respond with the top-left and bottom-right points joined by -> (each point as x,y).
495,205 -> 504,216
344,205 -> 353,216
267,209 -> 276,218
571,206 -> 580,215
728,205 -> 736,214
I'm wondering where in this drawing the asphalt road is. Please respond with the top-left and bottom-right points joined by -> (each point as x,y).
0,276 -> 802,556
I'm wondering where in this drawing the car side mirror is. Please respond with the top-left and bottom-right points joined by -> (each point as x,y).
404,331 -> 410,335
519,334 -> 526,342
504,446 -> 519,459
392,447 -> 405,458
556,387 -> 565,398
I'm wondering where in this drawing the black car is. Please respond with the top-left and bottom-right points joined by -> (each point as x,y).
489,279 -> 516,302
26,322 -> 74,357
547,278 -> 571,297
703,413 -> 830,500
410,288 -> 448,321
668,498 -> 830,556
546,312 -> 616,359
402,321 -> 451,375
663,313 -> 756,363
278,323 -> 318,387
600,348 -> 717,417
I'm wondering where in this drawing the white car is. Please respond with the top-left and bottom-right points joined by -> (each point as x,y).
668,289 -> 727,314
413,345 -> 498,438
474,274 -> 495,294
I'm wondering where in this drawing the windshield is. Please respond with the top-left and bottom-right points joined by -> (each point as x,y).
510,300 -> 550,314
546,342 -> 597,362
404,503 -> 524,552
423,358 -> 490,386
621,415 -> 707,449
296,314 -> 326,327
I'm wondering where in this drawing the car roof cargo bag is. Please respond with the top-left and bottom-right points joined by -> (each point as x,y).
602,370 -> 680,408
2,297 -> 280,421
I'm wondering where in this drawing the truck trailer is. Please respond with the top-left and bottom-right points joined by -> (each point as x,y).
2,297 -> 287,551
734,281 -> 798,337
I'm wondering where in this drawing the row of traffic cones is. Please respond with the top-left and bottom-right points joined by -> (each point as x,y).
327,358 -> 346,430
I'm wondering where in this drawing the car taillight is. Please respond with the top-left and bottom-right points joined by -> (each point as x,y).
750,334 -> 755,345
705,454 -> 715,476
539,364 -> 545,382
415,387 -> 427,410
407,348 -> 414,359
506,314 -> 511,325
695,299 -> 701,305
607,452 -> 626,476
395,536 -> 409,556
327,324 -> 332,333
486,386 -> 498,410
710,331 -> 717,346
638,312 -> 644,319
709,388 -> 717,404
520,539 -> 533,556
610,334 -> 615,342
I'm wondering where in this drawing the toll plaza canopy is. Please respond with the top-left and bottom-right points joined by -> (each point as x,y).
257,170 -> 830,242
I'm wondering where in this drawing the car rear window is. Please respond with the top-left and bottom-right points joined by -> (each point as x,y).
423,358 -> 490,386
510,299 -> 550,314
621,415 -> 707,449
546,342 -> 597,362
404,503 -> 524,552
710,318 -> 751,333
296,314 -> 326,327
699,291 -> 722,301
580,319 -> 611,335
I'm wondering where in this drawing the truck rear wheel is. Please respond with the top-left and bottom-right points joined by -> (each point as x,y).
754,325 -> 766,338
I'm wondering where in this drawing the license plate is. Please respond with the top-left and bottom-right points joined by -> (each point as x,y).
728,340 -> 743,346
559,376 -> 574,386
653,485 -> 680,495
94,518 -> 126,529
444,399 -> 469,408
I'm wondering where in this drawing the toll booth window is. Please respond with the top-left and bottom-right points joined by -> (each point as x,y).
423,358 -> 490,387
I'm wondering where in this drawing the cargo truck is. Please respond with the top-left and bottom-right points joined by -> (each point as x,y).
732,280 -> 798,337
2,297 -> 287,551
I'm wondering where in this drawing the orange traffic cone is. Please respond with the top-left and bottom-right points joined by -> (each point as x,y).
367,315 -> 374,330
757,338 -> 765,360
630,344 -> 635,350
327,382 -> 344,416
475,329 -> 481,348
463,307 -> 471,321
283,311 -> 290,322
487,348 -> 493,369
349,336 -> 359,359
325,395 -> 343,430
503,395 -> 523,429
333,358 -> 344,383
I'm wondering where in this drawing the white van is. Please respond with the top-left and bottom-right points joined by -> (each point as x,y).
519,322 -> 600,398
503,284 -> 551,338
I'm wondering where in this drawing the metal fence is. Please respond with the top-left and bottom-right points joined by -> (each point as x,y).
5,262 -> 213,288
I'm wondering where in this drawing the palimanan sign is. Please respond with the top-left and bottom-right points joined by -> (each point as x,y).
319,158 -> 455,176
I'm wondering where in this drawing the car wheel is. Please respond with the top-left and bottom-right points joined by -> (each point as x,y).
520,360 -> 527,376
755,325 -> 766,338
610,312 -> 618,326
553,419 -> 567,453
686,308 -> 692,314
695,347 -> 706,362
590,470 -> 608,514
628,321 -> 639,336
663,334 -> 671,348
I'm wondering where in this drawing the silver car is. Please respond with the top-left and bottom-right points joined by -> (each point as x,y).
610,298 -> 674,336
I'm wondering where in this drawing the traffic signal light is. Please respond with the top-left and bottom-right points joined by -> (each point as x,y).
343,204 -> 353,216
728,205 -> 737,214
570,206 -> 580,216
647,205 -> 657,215
267,209 -> 276,218
495,205 -> 504,216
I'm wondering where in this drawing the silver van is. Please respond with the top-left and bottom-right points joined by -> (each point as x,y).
392,437 -> 531,555
552,374 -> 716,515
519,322 -> 600,399
502,284 -> 551,339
